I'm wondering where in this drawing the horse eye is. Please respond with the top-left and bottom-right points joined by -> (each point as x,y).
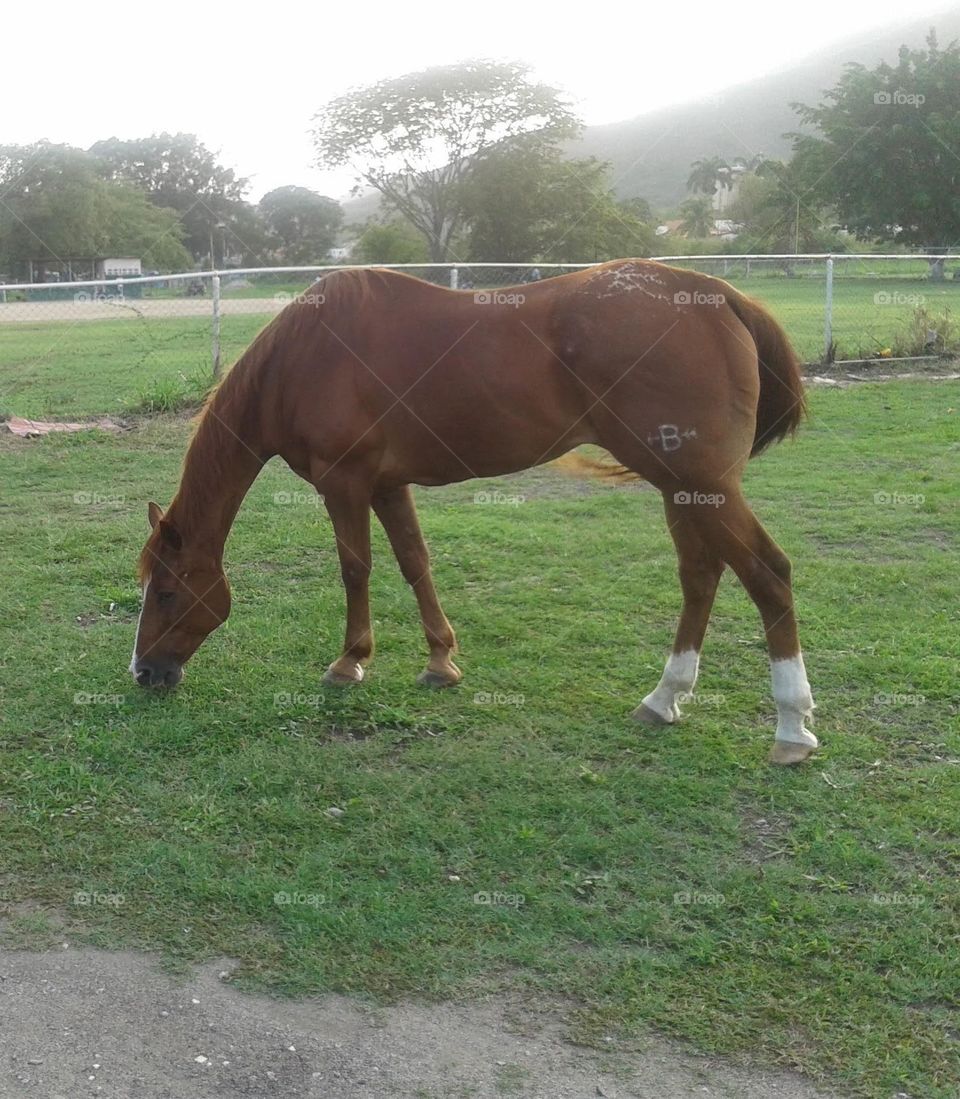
157,591 -> 176,605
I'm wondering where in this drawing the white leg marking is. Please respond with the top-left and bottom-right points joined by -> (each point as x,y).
129,580 -> 149,674
771,653 -> 818,747
642,649 -> 700,723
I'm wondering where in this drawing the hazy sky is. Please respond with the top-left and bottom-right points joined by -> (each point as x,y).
5,0 -> 952,201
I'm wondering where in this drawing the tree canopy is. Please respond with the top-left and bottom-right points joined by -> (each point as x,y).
792,31 -> 960,249
259,186 -> 343,264
313,60 -> 579,260
90,132 -> 251,262
462,140 -> 653,262
0,142 -> 191,278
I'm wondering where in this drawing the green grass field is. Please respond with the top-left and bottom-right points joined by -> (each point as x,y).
2,377 -> 959,1097
1,275 -> 959,420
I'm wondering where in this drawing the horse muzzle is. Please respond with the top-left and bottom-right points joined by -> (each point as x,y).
132,660 -> 184,689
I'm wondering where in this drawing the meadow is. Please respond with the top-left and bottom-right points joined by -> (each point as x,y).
1,370 -> 958,1097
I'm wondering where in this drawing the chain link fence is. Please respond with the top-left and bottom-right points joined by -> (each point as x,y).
2,256 -> 957,421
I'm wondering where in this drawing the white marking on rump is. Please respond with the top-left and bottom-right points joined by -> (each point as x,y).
770,653 -> 817,747
642,649 -> 700,722
582,262 -> 670,300
129,580 -> 149,673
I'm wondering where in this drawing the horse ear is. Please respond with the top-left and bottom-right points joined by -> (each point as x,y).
148,501 -> 164,529
158,519 -> 183,552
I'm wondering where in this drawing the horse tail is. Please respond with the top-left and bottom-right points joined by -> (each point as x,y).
723,286 -> 807,456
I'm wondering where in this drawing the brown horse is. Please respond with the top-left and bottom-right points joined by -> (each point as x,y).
132,260 -> 818,764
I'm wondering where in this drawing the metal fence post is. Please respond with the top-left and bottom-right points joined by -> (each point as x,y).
449,267 -> 459,290
823,255 -> 834,363
211,273 -> 222,377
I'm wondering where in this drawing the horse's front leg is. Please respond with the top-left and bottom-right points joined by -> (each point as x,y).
321,487 -> 373,685
373,485 -> 461,687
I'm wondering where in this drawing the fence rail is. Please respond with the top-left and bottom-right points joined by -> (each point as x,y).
2,256 -> 958,421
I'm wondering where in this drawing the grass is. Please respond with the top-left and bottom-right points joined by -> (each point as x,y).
1,276 -> 959,420
1,379 -> 958,1097
0,314 -> 265,420
129,368 -> 216,415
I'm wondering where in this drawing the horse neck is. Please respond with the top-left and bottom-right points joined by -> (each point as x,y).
166,367 -> 270,559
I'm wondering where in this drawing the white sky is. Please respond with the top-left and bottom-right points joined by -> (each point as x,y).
4,0 -> 953,201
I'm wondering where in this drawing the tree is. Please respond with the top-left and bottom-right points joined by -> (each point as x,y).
461,140 -> 653,262
677,196 -> 715,238
90,133 -> 250,263
312,60 -> 579,261
726,161 -> 841,253
686,156 -> 731,197
351,220 -> 431,264
258,186 -> 342,264
792,31 -> 960,253
0,142 -> 191,278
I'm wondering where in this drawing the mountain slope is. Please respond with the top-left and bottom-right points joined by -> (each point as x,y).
341,7 -> 960,223
569,7 -> 960,207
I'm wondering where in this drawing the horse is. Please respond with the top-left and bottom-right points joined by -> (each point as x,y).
131,260 -> 818,765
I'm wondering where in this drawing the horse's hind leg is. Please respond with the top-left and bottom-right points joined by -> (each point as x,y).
373,485 -> 461,688
635,493 -> 725,726
685,489 -> 818,764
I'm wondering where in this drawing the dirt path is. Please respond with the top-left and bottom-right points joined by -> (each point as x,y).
0,947 -> 839,1099
0,298 -> 281,323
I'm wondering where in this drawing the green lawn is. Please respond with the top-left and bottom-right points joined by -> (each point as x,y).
1,380 -> 958,1097
0,315 -> 265,419
2,275 -> 958,420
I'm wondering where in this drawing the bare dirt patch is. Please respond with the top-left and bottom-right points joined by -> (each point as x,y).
0,946 -> 840,1098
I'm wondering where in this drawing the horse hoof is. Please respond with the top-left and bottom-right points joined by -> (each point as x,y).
768,739 -> 817,765
417,666 -> 461,689
323,661 -> 364,686
632,702 -> 671,726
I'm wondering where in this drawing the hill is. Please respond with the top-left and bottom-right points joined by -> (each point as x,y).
569,6 -> 960,208
341,7 -> 960,226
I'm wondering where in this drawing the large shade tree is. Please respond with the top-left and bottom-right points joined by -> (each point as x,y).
313,60 -> 579,261
90,133 -> 250,263
258,186 -> 343,264
0,142 -> 191,278
791,31 -> 960,257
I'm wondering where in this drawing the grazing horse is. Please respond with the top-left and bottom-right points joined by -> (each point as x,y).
132,260 -> 817,764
